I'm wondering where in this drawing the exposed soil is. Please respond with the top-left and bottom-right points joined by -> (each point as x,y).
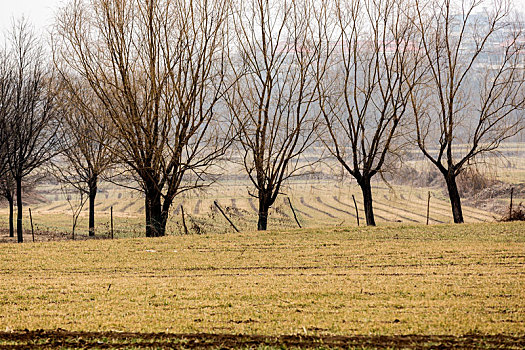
0,330 -> 523,349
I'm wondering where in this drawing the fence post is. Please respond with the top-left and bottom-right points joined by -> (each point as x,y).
110,206 -> 114,239
181,205 -> 189,235
352,195 -> 360,227
426,191 -> 431,225
287,197 -> 302,228
29,208 -> 35,242
214,200 -> 240,233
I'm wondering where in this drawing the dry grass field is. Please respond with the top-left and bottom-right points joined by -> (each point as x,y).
0,222 -> 524,348
0,143 -> 523,347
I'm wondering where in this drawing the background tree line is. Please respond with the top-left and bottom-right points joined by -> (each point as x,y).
1,0 -> 524,242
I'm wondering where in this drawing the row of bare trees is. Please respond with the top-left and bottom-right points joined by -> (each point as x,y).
1,0 -> 524,241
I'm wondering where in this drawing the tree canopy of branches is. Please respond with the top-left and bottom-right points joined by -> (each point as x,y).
2,19 -> 61,243
316,0 -> 421,226
0,48 -> 15,238
54,0 -> 233,237
408,0 -> 525,223
227,0 -> 321,230
52,81 -> 114,237
0,45 -> 14,180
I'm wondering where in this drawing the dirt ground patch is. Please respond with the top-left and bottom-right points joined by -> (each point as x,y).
0,330 -> 524,349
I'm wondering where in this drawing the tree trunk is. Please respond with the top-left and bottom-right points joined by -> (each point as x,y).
149,197 -> 165,237
7,193 -> 14,238
358,177 -> 376,226
145,184 -> 166,237
257,208 -> 269,231
145,192 -> 151,236
16,176 -> 23,243
445,174 -> 464,224
257,193 -> 270,231
88,176 -> 97,236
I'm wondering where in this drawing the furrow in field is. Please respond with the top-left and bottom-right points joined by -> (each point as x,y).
414,193 -> 493,221
275,199 -> 290,218
100,201 -> 120,212
285,197 -> 312,219
293,208 -> 313,219
173,202 -> 182,215
363,198 -> 420,223
399,193 -> 461,221
315,197 -> 356,218
120,200 -> 136,213
332,196 -> 392,222
300,197 -> 336,218
381,195 -> 446,224
248,198 -> 257,212
413,192 -> 488,216
44,203 -> 68,212
193,200 -> 202,214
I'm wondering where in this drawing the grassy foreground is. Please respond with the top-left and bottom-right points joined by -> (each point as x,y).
0,223 -> 524,347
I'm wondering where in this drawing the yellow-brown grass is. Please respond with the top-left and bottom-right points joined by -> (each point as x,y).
1,222 -> 524,337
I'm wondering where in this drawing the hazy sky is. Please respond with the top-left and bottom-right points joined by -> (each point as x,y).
1,0 -> 524,39
0,0 -> 64,37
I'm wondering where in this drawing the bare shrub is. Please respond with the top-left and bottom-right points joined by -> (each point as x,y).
500,203 -> 525,222
457,168 -> 498,197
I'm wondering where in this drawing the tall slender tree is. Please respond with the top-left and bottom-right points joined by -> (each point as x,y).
4,19 -> 60,243
52,80 -> 113,236
316,0 -> 421,225
227,0 -> 321,230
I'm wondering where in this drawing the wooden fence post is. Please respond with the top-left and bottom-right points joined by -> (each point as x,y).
426,191 -> 431,225
214,201 -> 240,233
352,195 -> 360,227
287,197 -> 302,228
29,208 -> 35,242
181,205 -> 189,235
110,206 -> 114,239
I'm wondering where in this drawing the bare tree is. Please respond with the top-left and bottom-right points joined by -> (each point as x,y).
52,80 -> 113,236
227,0 -> 321,230
54,0 -> 233,237
316,0 -> 421,225
4,19 -> 61,243
59,182 -> 88,239
408,0 -> 525,223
